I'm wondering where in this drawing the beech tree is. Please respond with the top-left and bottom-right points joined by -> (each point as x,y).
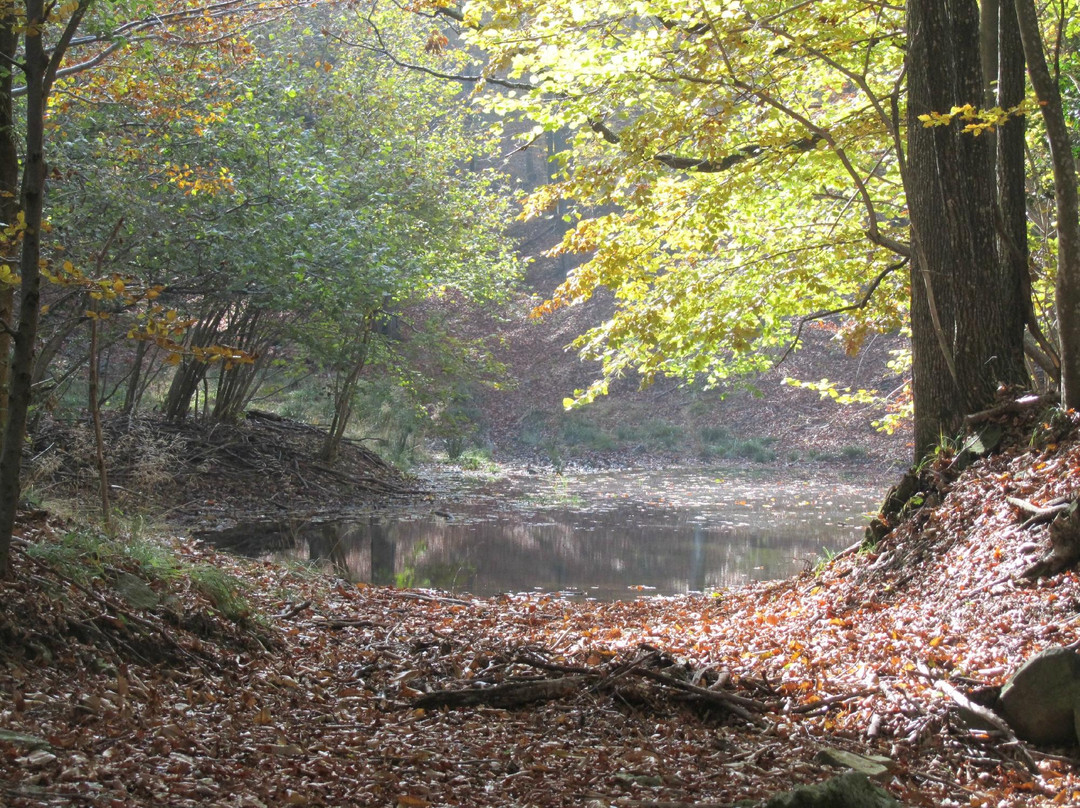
392,0 -> 1075,460
391,0 -> 915,432
0,0 -> 95,577
1013,0 -> 1080,408
904,0 -> 1029,454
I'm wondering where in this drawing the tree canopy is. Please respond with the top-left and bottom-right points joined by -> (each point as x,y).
390,0 -> 1078,458
0,0 -> 520,573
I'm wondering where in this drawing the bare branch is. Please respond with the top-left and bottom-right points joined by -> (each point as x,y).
13,0 -> 301,94
589,118 -> 827,174
775,258 -> 908,367
326,21 -> 534,91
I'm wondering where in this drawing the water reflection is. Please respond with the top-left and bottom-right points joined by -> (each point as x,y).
200,467 -> 882,600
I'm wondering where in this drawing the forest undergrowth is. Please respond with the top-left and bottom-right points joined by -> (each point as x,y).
2,405 -> 1080,806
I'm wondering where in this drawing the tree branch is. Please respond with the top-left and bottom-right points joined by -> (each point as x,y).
326,21 -> 534,91
588,118 -> 826,174
775,258 -> 908,367
698,6 -> 910,259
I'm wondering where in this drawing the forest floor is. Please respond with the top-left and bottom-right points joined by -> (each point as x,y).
23,410 -> 419,529
2,403 -> 1080,807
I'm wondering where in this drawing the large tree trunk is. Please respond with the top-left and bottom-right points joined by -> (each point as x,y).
1014,0 -> 1080,408
905,0 -> 1028,460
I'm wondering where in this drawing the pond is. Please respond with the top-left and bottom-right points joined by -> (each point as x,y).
200,465 -> 886,600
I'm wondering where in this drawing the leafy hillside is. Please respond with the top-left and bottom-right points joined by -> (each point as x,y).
462,266 -> 912,468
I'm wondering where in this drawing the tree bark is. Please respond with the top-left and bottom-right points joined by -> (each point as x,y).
905,0 -> 1028,460
1014,0 -> 1080,408
0,0 -> 49,576
995,0 -> 1034,378
88,310 -> 111,530
0,7 -> 18,439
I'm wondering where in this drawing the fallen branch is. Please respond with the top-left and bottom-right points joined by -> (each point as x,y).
274,599 -> 311,620
310,616 -> 386,629
1007,495 -> 1072,527
628,667 -> 767,725
413,675 -> 587,710
388,589 -> 470,606
965,393 -> 1056,426
787,687 -> 878,714
515,652 -> 596,676
936,680 -> 1037,774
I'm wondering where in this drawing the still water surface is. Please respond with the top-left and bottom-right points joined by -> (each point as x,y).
202,466 -> 884,600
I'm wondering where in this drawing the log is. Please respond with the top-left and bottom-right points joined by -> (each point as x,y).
413,675 -> 587,710
1022,499 -> 1080,579
964,393 -> 1056,425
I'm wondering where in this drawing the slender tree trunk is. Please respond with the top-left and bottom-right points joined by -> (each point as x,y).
905,0 -> 1028,460
0,9 -> 17,437
164,359 -> 208,422
0,0 -> 50,576
321,317 -> 376,463
979,0 -> 999,107
211,308 -> 275,422
1014,0 -> 1080,407
88,311 -> 111,529
321,357 -> 366,463
161,306 -> 226,422
122,339 -> 148,414
995,0 -> 1031,376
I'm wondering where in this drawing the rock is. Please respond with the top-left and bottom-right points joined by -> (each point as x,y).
814,747 -> 894,781
760,773 -> 902,807
114,571 -> 159,610
1000,646 -> 1080,746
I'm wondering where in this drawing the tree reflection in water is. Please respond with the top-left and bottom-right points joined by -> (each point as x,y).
201,467 -> 883,600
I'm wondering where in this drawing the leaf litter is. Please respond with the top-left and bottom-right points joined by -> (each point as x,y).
3,410 -> 1080,806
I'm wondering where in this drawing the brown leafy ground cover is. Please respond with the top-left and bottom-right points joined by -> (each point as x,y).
3,410 -> 1080,806
25,410 -> 415,526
